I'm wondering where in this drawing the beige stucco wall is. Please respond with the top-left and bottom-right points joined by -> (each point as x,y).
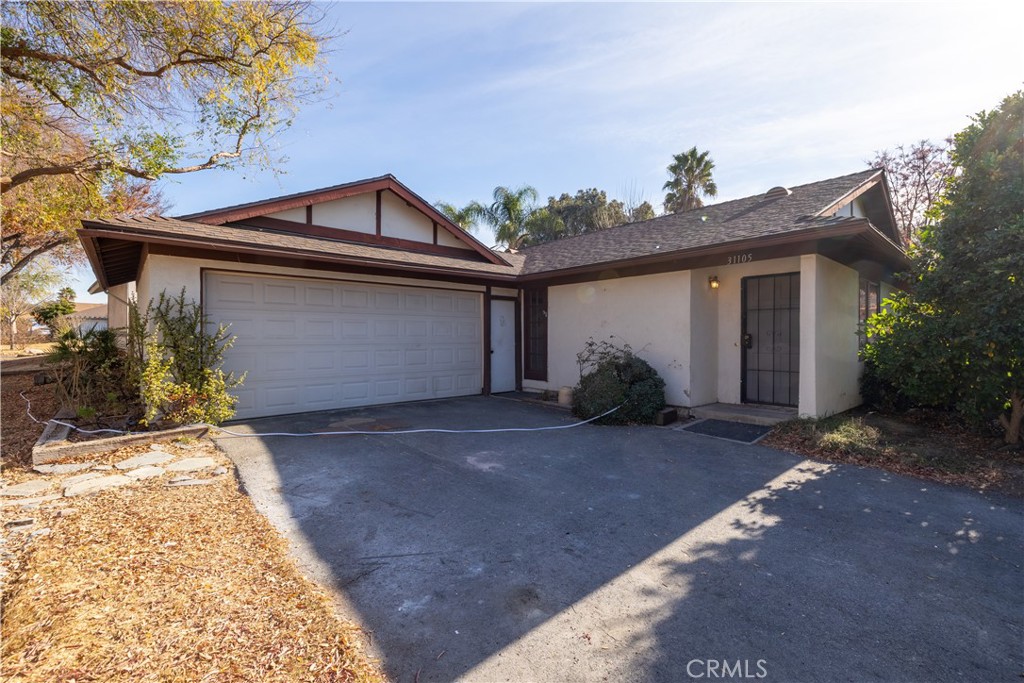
521,271 -> 691,405
105,282 -> 135,330
712,256 -> 803,406
308,194 -> 376,234
798,254 -> 862,417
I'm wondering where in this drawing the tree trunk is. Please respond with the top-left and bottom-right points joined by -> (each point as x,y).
999,390 -> 1023,445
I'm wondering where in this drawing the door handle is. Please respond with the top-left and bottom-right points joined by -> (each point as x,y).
742,333 -> 753,349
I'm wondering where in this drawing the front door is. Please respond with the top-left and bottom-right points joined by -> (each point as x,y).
490,299 -> 516,393
741,273 -> 800,406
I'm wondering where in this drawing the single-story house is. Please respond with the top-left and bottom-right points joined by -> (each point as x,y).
64,302 -> 109,335
79,169 -> 907,420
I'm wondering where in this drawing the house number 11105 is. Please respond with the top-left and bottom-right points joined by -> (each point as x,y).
727,253 -> 754,265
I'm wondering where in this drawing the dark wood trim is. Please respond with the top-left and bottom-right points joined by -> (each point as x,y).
483,286 -> 492,395
518,222 -> 908,288
186,177 -> 392,224
523,287 -> 548,382
79,228 -> 519,287
375,190 -> 382,237
514,293 -> 522,391
182,176 -> 507,266
305,205 -> 312,225
79,236 -> 108,290
235,216 -> 482,260
432,221 -> 438,245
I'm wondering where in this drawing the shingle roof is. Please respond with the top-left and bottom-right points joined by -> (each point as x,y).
518,169 -> 887,275
81,216 -> 524,278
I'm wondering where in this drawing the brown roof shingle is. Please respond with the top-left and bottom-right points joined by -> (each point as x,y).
518,169 -> 890,275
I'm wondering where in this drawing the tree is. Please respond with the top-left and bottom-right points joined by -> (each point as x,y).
663,147 -> 717,213
868,140 -> 954,247
32,285 -> 75,328
524,189 -> 658,247
467,185 -> 538,250
434,201 -> 477,232
0,260 -> 64,348
864,91 -> 1024,444
1,1 -> 331,279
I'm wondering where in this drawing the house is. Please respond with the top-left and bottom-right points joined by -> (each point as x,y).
79,169 -> 907,420
64,302 -> 109,335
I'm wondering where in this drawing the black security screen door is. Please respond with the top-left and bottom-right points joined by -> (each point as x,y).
741,273 -> 800,406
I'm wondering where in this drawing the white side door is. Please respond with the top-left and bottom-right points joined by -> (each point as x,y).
490,299 -> 516,393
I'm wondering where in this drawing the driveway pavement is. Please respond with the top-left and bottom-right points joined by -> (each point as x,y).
214,396 -> 1023,683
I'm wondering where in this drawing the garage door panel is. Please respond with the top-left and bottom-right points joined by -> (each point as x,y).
205,273 -> 483,418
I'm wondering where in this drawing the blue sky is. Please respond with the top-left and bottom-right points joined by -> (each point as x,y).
74,2 -> 1023,301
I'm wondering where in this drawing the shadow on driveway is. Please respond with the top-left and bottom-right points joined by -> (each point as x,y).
214,397 -> 1023,682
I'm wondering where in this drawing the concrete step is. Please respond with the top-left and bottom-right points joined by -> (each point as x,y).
689,402 -> 797,426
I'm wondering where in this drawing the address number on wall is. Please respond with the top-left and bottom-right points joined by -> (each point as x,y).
726,253 -> 754,265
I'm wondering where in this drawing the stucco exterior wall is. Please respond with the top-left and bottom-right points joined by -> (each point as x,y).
799,254 -> 862,417
521,271 -> 691,406
714,256 -> 803,405
309,194 -> 376,234
106,282 -> 135,329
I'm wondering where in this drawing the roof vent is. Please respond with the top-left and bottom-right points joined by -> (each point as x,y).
764,186 -> 792,200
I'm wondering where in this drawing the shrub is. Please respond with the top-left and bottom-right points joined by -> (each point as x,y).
860,359 -> 915,413
572,337 -> 666,425
48,326 -> 137,421
141,290 -> 245,426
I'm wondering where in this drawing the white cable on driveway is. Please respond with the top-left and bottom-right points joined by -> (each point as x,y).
20,391 -> 622,439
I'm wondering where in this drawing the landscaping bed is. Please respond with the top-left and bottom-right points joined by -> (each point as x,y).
1,377 -> 384,682
763,408 -> 1024,497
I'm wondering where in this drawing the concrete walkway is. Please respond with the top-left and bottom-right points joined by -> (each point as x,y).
215,396 -> 1023,683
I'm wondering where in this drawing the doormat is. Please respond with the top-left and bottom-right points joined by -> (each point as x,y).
679,419 -> 772,444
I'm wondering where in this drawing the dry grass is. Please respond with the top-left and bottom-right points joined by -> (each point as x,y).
1,452 -> 387,683
1,374 -> 386,682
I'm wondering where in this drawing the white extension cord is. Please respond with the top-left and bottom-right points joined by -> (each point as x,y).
20,391 -> 622,439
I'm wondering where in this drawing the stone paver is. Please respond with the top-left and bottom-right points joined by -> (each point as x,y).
165,478 -> 217,487
165,457 -> 217,473
125,466 -> 165,480
33,462 -> 95,475
92,464 -> 113,471
64,474 -> 132,497
0,493 -> 62,508
0,480 -> 51,497
63,472 -> 101,487
115,451 -> 173,470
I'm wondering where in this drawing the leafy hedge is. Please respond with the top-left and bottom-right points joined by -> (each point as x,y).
572,338 -> 666,425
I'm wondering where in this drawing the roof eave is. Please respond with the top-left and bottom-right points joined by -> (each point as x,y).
77,223 -> 520,285
517,219 -> 907,282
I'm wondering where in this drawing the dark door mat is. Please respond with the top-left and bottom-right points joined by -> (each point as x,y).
679,419 -> 772,444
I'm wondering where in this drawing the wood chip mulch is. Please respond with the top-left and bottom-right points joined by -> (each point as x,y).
1,375 -> 386,682
762,409 -> 1024,497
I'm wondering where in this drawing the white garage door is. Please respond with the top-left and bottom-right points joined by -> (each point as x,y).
204,272 -> 483,419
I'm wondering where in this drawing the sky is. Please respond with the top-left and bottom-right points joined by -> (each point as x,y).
72,1 -> 1023,301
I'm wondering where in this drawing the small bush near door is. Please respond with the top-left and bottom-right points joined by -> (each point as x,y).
572,337 -> 666,425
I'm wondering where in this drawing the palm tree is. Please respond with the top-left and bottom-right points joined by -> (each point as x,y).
434,201 -> 477,232
467,185 -> 539,250
663,147 -> 718,214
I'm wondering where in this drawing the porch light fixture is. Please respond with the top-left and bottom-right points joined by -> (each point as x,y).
708,275 -> 720,290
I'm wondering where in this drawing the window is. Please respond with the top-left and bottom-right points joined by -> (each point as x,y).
859,278 -> 880,348
523,288 -> 548,381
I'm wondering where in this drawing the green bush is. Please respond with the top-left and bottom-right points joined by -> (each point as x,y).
572,338 -> 666,425
141,290 -> 245,427
859,359 -> 915,413
49,326 -> 137,420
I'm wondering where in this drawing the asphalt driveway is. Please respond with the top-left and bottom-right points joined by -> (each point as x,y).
214,396 -> 1023,683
